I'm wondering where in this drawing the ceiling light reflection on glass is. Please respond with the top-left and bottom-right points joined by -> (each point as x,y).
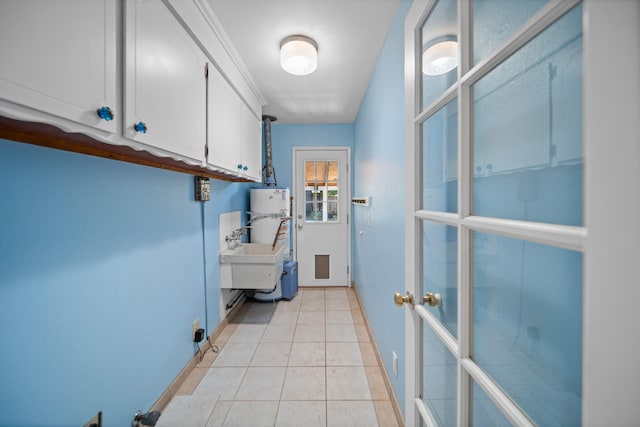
422,36 -> 458,76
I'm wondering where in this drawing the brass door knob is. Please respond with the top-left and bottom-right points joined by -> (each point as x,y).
423,292 -> 442,307
394,291 -> 414,308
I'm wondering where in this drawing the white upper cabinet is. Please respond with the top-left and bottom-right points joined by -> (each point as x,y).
207,64 -> 262,181
0,0 -> 263,178
239,102 -> 262,181
124,0 -> 207,164
0,0 -> 117,133
207,65 -> 241,173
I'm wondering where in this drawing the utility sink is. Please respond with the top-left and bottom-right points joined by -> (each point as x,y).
219,243 -> 285,289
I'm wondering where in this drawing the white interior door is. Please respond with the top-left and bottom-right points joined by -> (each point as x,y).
293,147 -> 350,287
400,0 -> 611,425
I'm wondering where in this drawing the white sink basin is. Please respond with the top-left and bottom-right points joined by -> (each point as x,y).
219,243 -> 285,289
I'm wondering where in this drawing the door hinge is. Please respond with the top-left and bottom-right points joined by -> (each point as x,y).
205,63 -> 209,79
205,145 -> 209,158
347,265 -> 350,275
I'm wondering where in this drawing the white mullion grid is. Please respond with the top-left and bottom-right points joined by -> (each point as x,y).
410,2 -> 438,423
460,0 -> 581,89
458,224 -> 472,425
323,161 -> 328,222
457,0 -> 472,424
416,210 -> 586,252
416,82 -> 459,126
415,302 -> 460,427
462,359 -> 536,427
411,1 -> 586,426
415,210 -> 459,227
459,3 -> 583,424
464,215 -> 586,252
405,1 -> 425,423
416,0 -> 439,113
416,397 -> 439,427
416,305 -> 458,356
411,300 -> 427,426
414,16 -> 426,423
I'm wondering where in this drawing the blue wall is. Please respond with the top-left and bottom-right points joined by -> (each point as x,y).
269,123 -> 354,191
352,0 -> 412,416
0,139 -> 250,426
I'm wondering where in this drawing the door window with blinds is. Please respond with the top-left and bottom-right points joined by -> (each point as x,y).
304,160 -> 340,223
406,0 -> 584,425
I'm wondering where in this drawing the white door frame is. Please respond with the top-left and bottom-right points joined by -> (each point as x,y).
582,0 -> 640,424
292,146 -> 352,287
403,0 -> 640,425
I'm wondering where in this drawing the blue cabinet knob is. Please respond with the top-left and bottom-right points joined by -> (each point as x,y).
237,164 -> 243,169
96,106 -> 114,121
134,122 -> 147,134
243,166 -> 248,171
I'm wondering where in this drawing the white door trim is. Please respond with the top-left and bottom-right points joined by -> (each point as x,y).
582,0 -> 640,424
403,1 -> 422,424
292,146 -> 352,287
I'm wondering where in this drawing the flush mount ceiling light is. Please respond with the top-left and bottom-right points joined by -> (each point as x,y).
280,35 -> 318,76
422,36 -> 458,76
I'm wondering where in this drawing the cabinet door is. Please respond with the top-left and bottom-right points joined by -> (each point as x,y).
0,0 -> 117,132
207,64 -> 242,174
124,0 -> 206,163
239,102 -> 262,181
208,63 -> 262,181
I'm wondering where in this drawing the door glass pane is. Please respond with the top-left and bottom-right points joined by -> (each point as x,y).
472,232 -> 582,426
472,0 -> 550,65
421,0 -> 458,109
471,381 -> 512,426
304,160 -> 339,222
473,5 -> 582,226
422,98 -> 458,213
423,322 -> 457,426
423,222 -> 457,338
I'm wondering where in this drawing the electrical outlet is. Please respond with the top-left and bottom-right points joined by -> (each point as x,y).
392,351 -> 398,377
192,318 -> 200,341
83,411 -> 102,427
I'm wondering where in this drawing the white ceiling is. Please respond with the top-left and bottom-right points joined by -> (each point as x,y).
206,0 -> 401,124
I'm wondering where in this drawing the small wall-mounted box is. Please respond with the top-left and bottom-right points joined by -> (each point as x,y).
351,196 -> 371,206
195,176 -> 211,201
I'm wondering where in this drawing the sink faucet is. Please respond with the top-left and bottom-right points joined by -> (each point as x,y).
225,226 -> 251,249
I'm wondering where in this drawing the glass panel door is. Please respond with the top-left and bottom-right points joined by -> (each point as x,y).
472,5 -> 583,225
423,321 -> 458,426
420,0 -> 458,110
404,0 -> 585,425
472,233 -> 583,425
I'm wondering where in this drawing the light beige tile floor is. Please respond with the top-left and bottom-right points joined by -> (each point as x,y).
156,287 -> 401,427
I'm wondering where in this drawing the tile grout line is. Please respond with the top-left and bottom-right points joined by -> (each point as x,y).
158,287 -> 398,426
324,293 -> 329,427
